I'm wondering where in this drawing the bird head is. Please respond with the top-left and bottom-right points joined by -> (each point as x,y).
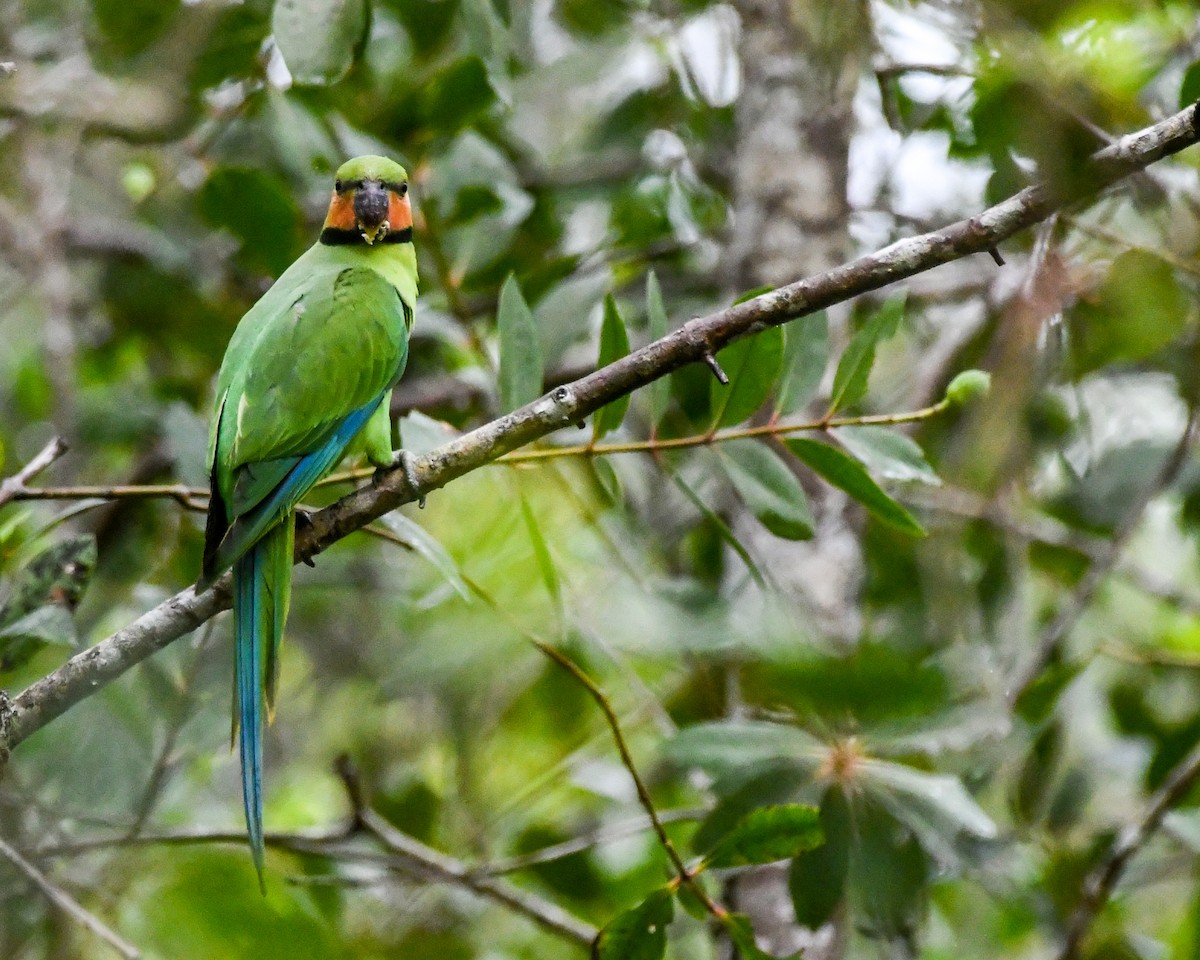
321,156 -> 412,246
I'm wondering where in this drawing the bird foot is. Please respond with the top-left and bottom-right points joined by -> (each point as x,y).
375,450 -> 425,507
294,509 -> 318,566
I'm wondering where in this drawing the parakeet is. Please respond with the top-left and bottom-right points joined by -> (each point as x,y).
196,156 -> 417,887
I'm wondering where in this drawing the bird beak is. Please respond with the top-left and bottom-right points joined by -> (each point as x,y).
354,181 -> 390,245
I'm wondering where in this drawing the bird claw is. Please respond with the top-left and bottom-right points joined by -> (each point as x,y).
294,507 -> 315,532
375,449 -> 423,505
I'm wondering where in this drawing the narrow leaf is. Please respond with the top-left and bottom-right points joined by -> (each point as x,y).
497,274 -> 544,413
784,438 -> 924,536
593,295 -> 631,440
646,272 -> 670,425
519,492 -> 563,617
667,469 -> 766,587
711,327 -> 784,428
828,294 -> 905,414
377,513 -> 471,602
832,426 -> 940,485
775,311 -> 828,416
593,888 -> 673,960
719,439 -> 813,541
708,804 -> 823,868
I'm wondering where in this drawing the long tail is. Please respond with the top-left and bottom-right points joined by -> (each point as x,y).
232,517 -> 294,892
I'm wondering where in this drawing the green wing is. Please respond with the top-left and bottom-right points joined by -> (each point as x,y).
202,253 -> 412,581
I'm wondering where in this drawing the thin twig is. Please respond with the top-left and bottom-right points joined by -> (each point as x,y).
532,639 -> 728,920
481,807 -> 707,876
34,819 -> 597,946
0,835 -> 140,959
1058,740 -> 1200,960
10,482 -> 208,509
356,809 -> 596,944
1009,404 -> 1199,704
0,436 -> 68,509
502,398 -> 951,463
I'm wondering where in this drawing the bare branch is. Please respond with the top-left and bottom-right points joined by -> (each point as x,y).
0,835 -> 140,959
34,821 -> 598,947
2,102 -> 1198,764
0,436 -> 68,509
1010,402 -> 1199,704
356,809 -> 597,945
1058,740 -> 1200,960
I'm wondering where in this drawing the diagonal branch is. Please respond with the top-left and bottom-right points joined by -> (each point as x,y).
1,102 -> 1198,765
0,834 -> 140,959
1057,739 -> 1200,960
0,436 -> 68,509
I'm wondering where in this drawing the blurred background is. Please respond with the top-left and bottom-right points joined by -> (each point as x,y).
4,0 -> 1200,957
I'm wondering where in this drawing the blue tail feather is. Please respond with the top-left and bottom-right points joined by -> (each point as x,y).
234,545 -> 266,891
225,394 -> 387,890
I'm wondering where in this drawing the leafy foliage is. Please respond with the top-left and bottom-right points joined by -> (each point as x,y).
2,0 -> 1200,958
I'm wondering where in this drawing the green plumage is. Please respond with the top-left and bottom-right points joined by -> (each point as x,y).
198,156 -> 417,889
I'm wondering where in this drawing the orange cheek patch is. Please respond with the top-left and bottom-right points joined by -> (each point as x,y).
387,194 -> 413,233
324,192 -> 356,231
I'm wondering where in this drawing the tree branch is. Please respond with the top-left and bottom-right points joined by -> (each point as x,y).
2,102 -> 1198,764
0,436 -> 68,509
0,834 -> 140,959
1058,739 -> 1200,960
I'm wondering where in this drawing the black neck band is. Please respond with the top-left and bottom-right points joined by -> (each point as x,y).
319,226 -> 413,246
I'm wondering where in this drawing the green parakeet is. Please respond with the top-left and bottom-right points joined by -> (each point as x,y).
196,156 -> 417,887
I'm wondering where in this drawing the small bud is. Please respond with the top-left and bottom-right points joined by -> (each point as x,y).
945,369 -> 991,407
121,163 -> 156,204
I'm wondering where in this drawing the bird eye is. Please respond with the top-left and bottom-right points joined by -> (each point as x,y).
334,179 -> 344,193
399,182 -> 409,196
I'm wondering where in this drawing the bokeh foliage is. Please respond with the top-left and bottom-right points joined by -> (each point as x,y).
3,0 -> 1200,958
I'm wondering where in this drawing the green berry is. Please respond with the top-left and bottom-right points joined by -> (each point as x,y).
945,370 -> 991,407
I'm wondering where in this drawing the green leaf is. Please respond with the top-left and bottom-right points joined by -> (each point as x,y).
196,168 -> 302,275
667,721 -> 825,780
711,328 -> 784,428
593,295 -> 632,440
667,470 -> 766,587
733,285 -> 775,306
719,440 -> 813,540
859,759 -> 997,865
790,789 -> 852,929
693,763 -> 808,854
376,513 -> 471,602
723,914 -> 803,960
850,802 -> 930,940
92,0 -> 180,59
593,888 -> 673,960
418,56 -> 497,135
497,274 -> 545,413
775,312 -> 828,416
461,0 -> 512,101
1071,251 -> 1189,376
708,805 -> 823,868
646,272 -> 670,425
1181,60 -> 1200,109
828,294 -> 905,414
831,426 -> 940,485
0,606 -> 77,671
784,438 -> 924,536
519,492 -> 563,619
271,0 -> 368,86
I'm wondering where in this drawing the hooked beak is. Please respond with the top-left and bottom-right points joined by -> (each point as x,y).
353,181 -> 390,244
